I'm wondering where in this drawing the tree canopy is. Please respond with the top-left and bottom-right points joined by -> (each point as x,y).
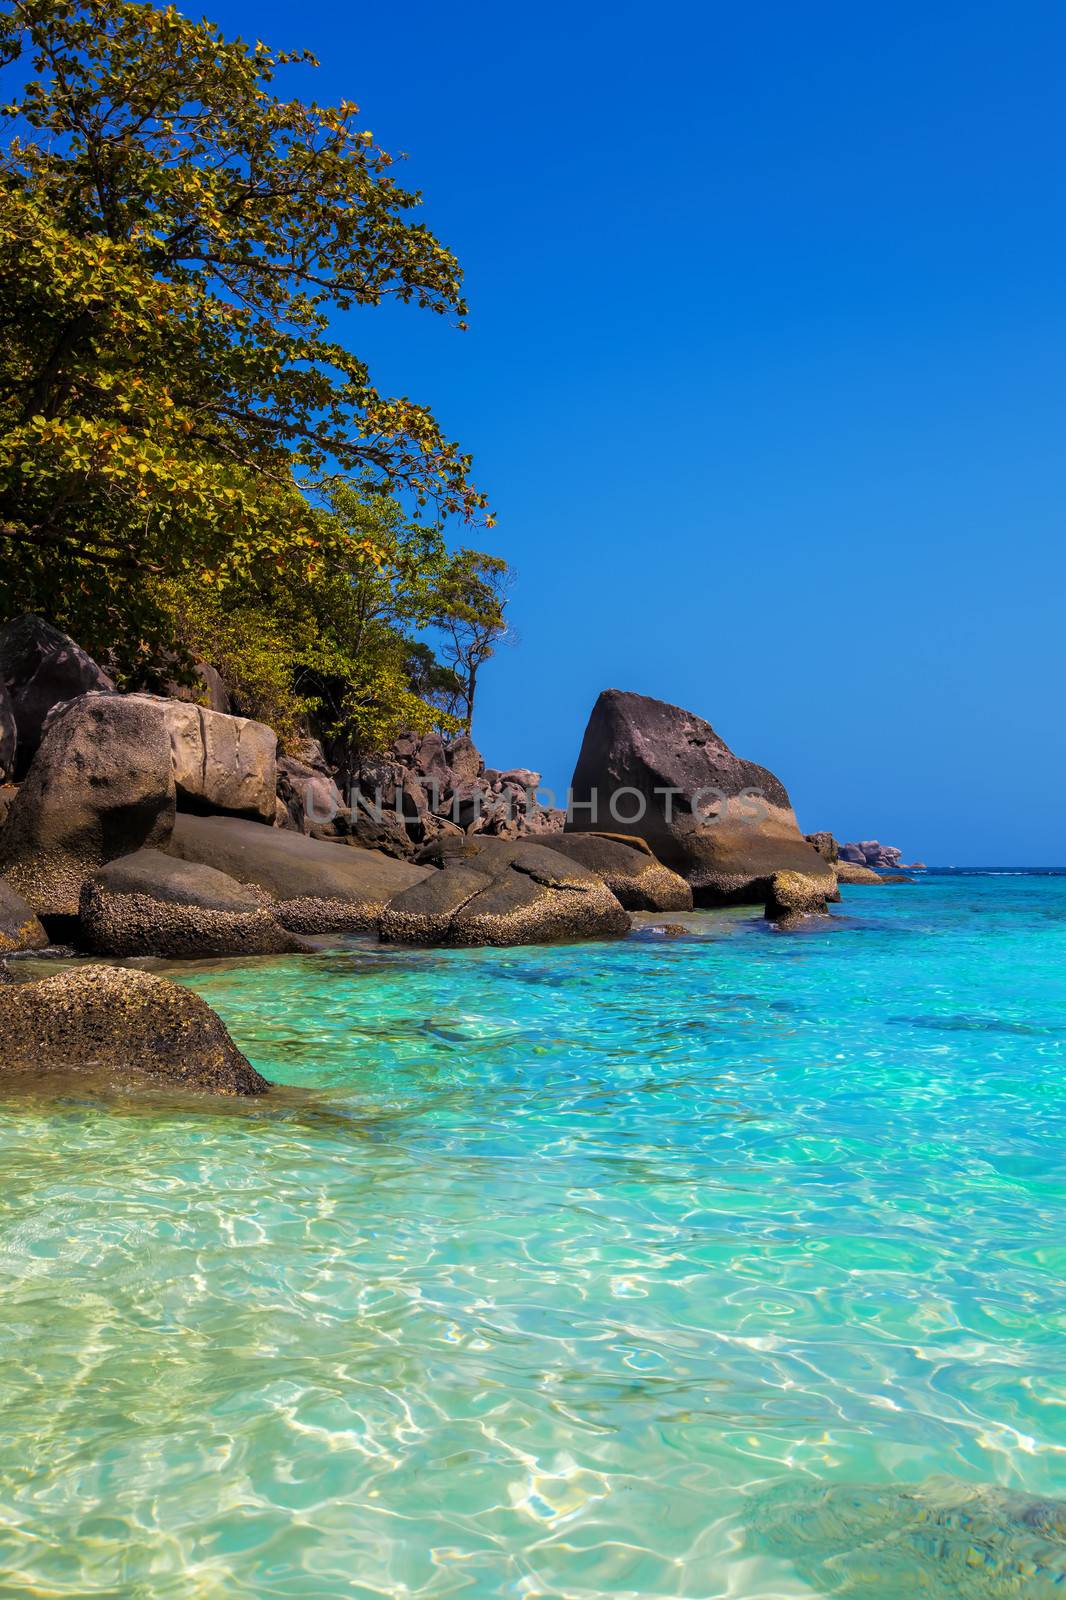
0,0 -> 507,753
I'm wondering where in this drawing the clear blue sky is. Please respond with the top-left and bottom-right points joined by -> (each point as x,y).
212,0 -> 1066,865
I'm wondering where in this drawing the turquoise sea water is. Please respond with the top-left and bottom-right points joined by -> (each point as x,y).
1,873 -> 1065,1597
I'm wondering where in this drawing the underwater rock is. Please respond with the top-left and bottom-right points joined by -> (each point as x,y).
746,1476 -> 1066,1598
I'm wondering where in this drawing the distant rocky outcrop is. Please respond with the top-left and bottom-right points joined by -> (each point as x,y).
840,839 -> 903,871
566,690 -> 834,907
351,731 -> 563,850
0,965 -> 269,1095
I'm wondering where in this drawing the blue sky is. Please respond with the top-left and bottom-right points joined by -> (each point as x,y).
210,0 -> 1066,864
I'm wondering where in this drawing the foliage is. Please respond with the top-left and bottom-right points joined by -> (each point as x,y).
146,479 -> 502,760
0,0 -> 490,666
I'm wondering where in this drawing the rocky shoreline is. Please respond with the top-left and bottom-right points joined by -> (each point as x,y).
1,616 -> 916,1093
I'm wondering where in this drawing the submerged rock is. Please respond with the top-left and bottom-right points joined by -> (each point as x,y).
567,689 -> 835,906
746,1476 -> 1066,1598
80,849 -> 303,958
0,694 -> 175,919
162,812 -> 430,933
0,964 -> 269,1095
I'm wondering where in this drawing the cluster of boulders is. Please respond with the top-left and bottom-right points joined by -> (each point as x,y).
805,831 -> 921,885
278,729 -> 564,857
0,615 -> 924,1093
841,839 -> 903,871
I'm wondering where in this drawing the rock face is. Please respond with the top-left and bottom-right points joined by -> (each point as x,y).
160,699 -> 277,823
0,694 -> 175,918
277,751 -> 346,834
0,964 -> 269,1095
384,835 -> 631,946
105,695 -> 277,824
162,812 -> 430,933
805,831 -> 839,864
0,684 -> 15,783
0,615 -> 115,777
540,832 -> 692,912
0,877 -> 48,953
840,839 -> 903,871
80,849 -> 302,958
165,662 -> 232,714
567,690 -> 835,906
764,869 -> 838,927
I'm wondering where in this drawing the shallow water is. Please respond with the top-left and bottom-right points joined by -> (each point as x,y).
1,874 -> 1065,1597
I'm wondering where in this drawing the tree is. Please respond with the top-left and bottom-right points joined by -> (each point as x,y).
0,0 -> 489,663
148,477 -> 504,762
433,550 -> 511,730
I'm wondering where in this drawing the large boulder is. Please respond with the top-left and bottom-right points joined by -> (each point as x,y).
805,831 -> 839,863
0,694 -> 175,919
140,697 -> 277,823
0,684 -> 15,783
566,689 -> 835,906
162,812 -> 430,933
385,835 -> 631,946
0,877 -> 48,953
80,849 -> 303,958
0,964 -> 269,1095
835,859 -> 885,885
764,869 -> 838,928
0,615 -> 115,777
540,832 -> 692,911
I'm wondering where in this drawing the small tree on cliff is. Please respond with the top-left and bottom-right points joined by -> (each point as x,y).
434,551 -> 511,730
0,0 -> 490,663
